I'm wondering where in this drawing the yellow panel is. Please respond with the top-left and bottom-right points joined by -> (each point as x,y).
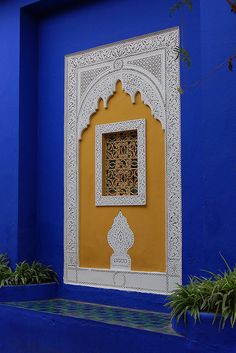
79,81 -> 166,272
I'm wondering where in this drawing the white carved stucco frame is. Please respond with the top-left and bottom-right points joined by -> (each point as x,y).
64,27 -> 182,294
96,119 -> 146,206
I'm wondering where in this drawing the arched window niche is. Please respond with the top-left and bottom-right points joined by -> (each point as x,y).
64,27 -> 182,294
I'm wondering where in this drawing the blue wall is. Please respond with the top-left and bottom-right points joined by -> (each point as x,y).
0,0 -> 39,265
0,1 -> 21,265
0,0 -> 235,307
200,1 -> 236,272
18,6 -> 38,262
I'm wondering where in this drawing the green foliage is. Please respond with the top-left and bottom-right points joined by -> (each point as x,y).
176,86 -> 184,94
170,0 -> 193,15
226,0 -> 236,14
0,254 -> 58,287
0,254 -> 14,287
12,261 -> 58,285
174,46 -> 191,69
166,257 -> 236,329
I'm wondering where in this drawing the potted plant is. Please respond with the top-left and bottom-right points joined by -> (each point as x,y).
0,254 -> 58,301
166,258 -> 236,345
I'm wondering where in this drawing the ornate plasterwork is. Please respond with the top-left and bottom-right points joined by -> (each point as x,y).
107,211 -> 134,271
64,27 -> 182,294
103,130 -> 138,196
77,69 -> 165,140
95,119 -> 146,206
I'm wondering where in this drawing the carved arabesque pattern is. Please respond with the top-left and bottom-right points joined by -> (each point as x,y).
104,130 -> 138,196
95,119 -> 146,206
64,27 -> 182,293
107,211 -> 134,271
80,66 -> 110,97
108,212 -> 134,253
64,59 -> 78,260
127,54 -> 162,83
77,70 -> 165,140
68,29 -> 177,68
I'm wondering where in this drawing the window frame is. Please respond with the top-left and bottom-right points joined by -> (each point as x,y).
95,119 -> 146,206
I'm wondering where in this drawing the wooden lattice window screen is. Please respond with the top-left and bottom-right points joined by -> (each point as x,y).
103,130 -> 138,196
95,119 -> 146,206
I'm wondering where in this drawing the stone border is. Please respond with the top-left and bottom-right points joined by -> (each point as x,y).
64,27 -> 181,294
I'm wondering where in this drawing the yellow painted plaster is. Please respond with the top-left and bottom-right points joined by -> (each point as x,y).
79,82 -> 166,272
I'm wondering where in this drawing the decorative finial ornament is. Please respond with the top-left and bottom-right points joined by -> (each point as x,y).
107,211 -> 134,271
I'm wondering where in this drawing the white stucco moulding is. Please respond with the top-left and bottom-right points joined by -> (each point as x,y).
107,211 -> 135,271
95,119 -> 146,206
64,27 -> 182,294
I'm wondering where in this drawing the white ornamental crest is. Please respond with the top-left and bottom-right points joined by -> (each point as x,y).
107,211 -> 134,271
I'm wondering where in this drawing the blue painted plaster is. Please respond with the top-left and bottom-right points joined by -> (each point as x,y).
200,0 -> 236,273
0,1 -> 21,265
18,7 -> 38,262
0,304 -> 186,353
0,283 -> 57,302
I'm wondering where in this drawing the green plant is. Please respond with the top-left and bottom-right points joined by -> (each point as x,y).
170,0 -> 192,16
170,0 -> 236,85
0,254 -> 58,287
11,261 -> 58,285
227,0 -> 236,13
0,254 -> 14,287
174,46 -> 191,69
166,258 -> 236,329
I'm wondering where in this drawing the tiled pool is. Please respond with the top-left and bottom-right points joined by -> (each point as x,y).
2,299 -> 179,336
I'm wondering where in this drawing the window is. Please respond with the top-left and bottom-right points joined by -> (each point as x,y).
95,119 -> 146,206
103,130 -> 138,196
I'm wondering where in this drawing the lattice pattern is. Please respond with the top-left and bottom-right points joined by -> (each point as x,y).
80,66 -> 110,96
128,54 -> 162,83
104,130 -> 138,196
96,119 -> 146,206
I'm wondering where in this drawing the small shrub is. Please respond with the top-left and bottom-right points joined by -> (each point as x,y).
12,261 -> 58,285
0,254 -> 58,287
166,258 -> 236,329
0,254 -> 14,287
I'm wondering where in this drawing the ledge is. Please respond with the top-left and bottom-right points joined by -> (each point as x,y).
0,283 -> 58,302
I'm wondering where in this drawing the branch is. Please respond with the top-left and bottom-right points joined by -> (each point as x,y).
226,0 -> 236,13
174,46 -> 191,69
228,53 -> 236,71
170,0 -> 193,16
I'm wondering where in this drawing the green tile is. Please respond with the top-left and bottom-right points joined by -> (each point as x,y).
1,299 -> 180,336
